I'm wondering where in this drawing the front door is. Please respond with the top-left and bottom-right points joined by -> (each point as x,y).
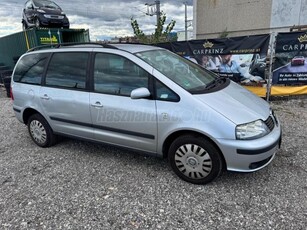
90,52 -> 157,153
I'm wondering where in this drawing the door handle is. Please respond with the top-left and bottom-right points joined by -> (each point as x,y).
91,101 -> 103,108
40,94 -> 50,100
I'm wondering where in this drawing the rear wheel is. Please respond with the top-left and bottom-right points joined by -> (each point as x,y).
28,114 -> 57,147
168,135 -> 223,184
22,21 -> 28,31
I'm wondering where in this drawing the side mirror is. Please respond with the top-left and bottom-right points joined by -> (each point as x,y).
130,87 -> 150,99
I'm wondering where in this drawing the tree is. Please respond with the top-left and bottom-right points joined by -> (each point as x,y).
219,28 -> 229,38
131,13 -> 176,44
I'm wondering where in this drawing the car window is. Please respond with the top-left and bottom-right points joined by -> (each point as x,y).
155,80 -> 179,102
33,0 -> 60,9
13,53 -> 49,85
94,53 -> 150,96
136,50 -> 217,94
45,52 -> 88,89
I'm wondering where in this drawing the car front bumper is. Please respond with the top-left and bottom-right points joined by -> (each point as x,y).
39,15 -> 69,28
216,117 -> 282,172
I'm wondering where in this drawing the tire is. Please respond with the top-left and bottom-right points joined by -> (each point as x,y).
4,85 -> 10,97
251,70 -> 258,76
2,76 -> 11,97
5,87 -> 10,97
168,135 -> 223,184
28,114 -> 57,147
22,22 -> 28,31
35,18 -> 41,28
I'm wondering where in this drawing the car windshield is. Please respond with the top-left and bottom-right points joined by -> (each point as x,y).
33,0 -> 60,9
135,49 -> 218,93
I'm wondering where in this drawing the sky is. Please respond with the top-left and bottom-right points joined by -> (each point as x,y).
0,0 -> 193,40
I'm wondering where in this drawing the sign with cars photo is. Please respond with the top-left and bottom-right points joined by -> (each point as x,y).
273,31 -> 307,85
157,34 -> 270,86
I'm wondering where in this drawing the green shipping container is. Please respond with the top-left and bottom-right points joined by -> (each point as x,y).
0,28 -> 90,70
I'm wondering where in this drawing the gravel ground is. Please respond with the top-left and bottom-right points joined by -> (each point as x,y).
0,86 -> 306,229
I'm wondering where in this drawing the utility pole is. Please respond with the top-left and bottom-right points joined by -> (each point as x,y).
146,0 -> 161,25
184,1 -> 192,41
184,1 -> 187,40
299,0 -> 303,25
156,1 -> 160,25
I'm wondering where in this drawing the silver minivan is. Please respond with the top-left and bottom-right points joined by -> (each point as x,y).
11,43 -> 282,184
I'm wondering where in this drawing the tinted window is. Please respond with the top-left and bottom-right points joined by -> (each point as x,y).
45,52 -> 88,89
13,53 -> 49,85
33,0 -> 60,9
94,53 -> 149,96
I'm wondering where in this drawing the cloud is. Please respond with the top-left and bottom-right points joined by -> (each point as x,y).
0,0 -> 193,40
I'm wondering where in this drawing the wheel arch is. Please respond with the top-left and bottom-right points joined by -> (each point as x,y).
162,130 -> 227,169
23,108 -> 42,125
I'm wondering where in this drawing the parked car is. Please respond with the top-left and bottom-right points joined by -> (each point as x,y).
22,0 -> 69,30
1,70 -> 13,97
11,43 -> 282,184
291,56 -> 305,66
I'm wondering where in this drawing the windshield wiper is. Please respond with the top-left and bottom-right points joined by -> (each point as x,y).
205,76 -> 226,90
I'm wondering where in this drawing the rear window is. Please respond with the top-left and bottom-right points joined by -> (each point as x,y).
45,52 -> 89,90
13,53 -> 49,85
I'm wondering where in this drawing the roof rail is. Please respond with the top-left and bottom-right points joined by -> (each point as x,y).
27,42 -> 118,52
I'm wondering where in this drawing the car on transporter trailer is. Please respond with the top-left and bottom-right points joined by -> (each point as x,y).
22,0 -> 69,30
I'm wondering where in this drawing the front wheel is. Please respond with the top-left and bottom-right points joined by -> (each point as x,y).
28,114 -> 57,147
22,21 -> 28,31
168,135 -> 223,184
35,18 -> 41,28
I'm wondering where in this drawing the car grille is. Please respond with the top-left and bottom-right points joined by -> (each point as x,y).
264,116 -> 275,131
44,15 -> 64,19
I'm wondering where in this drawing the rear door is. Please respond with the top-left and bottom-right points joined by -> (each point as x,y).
40,51 -> 93,139
89,52 -> 157,153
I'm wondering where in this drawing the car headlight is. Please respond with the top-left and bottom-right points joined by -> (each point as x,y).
259,63 -> 266,68
236,120 -> 270,140
37,9 -> 46,13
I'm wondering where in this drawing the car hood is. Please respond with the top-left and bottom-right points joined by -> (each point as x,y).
40,7 -> 63,15
195,81 -> 270,125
